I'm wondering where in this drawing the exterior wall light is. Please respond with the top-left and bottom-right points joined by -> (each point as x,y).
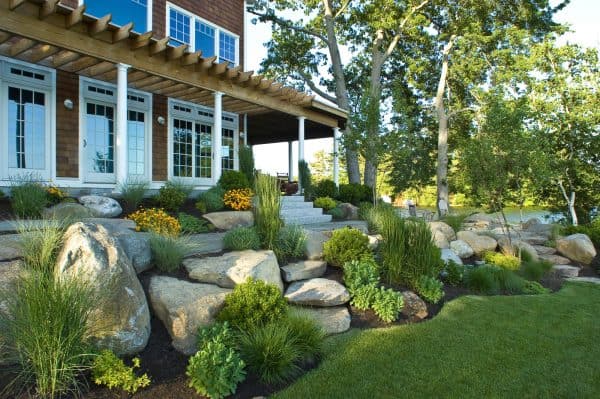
63,99 -> 74,110
157,116 -> 166,125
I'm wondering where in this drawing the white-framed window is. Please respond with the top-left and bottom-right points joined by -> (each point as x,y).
0,57 -> 55,182
168,99 -> 238,184
79,77 -> 152,183
166,2 -> 239,65
80,0 -> 153,33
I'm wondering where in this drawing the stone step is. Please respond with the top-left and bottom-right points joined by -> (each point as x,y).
566,276 -> 600,285
282,206 -> 325,218
281,200 -> 315,210
282,214 -> 332,226
281,260 -> 327,282
281,195 -> 306,203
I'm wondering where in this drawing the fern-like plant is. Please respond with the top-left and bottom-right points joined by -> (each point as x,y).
371,287 -> 404,323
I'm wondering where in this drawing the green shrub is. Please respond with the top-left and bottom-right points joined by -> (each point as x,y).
217,278 -> 288,331
157,180 -> 191,212
443,261 -> 465,286
314,197 -> 337,211
273,224 -> 307,264
523,280 -> 550,295
415,275 -> 445,304
440,212 -> 469,233
350,284 -> 379,310
197,186 -> 226,213
178,212 -> 211,234
117,178 -> 148,212
337,183 -> 371,205
519,259 -> 553,281
223,227 -> 261,251
10,176 -> 48,218
323,227 -> 371,268
371,287 -> 404,323
374,209 -> 443,288
218,170 -> 250,191
187,323 -> 246,399
343,258 -> 380,295
254,174 -> 283,250
327,207 -> 345,220
483,251 -> 521,271
239,145 -> 255,186
0,272 -> 97,398
313,179 -> 337,199
92,350 -> 150,394
494,268 -> 526,294
17,219 -> 65,274
237,313 -> 323,385
149,233 -> 190,272
464,265 -> 500,294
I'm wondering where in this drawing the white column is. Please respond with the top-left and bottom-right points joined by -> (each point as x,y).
333,127 -> 340,186
115,63 -> 130,189
288,141 -> 293,182
243,113 -> 248,146
213,91 -> 223,183
297,116 -> 306,193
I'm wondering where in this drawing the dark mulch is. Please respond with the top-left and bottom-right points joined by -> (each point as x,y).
0,198 -> 12,221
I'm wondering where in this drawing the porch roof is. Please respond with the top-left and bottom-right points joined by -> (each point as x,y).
0,0 -> 347,141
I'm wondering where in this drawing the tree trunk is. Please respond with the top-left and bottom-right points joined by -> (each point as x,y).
323,0 -> 360,184
558,180 -> 578,225
434,38 -> 455,218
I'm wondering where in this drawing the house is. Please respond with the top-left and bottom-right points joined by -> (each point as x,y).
0,0 -> 347,193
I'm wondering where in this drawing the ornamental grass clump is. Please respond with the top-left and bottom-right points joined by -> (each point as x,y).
323,227 -> 371,268
253,173 -> 282,250
156,180 -> 192,212
128,208 -> 181,236
273,224 -> 307,264
117,178 -> 149,213
149,233 -> 191,272
91,350 -> 150,394
223,227 -> 261,251
223,188 -> 253,211
10,175 -> 48,218
17,218 -> 66,274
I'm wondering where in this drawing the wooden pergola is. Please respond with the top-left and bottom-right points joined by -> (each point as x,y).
0,0 -> 347,132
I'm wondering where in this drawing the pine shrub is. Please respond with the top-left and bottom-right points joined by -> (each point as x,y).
218,170 -> 250,191
156,180 -> 192,212
323,227 -> 371,268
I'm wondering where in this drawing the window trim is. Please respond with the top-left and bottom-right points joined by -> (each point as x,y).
166,2 -> 240,66
79,76 -> 153,183
79,0 -> 153,33
0,56 -> 56,182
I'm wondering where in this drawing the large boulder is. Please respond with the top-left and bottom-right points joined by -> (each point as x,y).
337,203 -> 359,220
556,234 -> 597,265
523,222 -> 555,238
55,223 -> 150,355
202,211 -> 253,230
450,240 -> 474,259
285,278 -> 350,307
552,265 -> 580,278
0,235 -> 21,261
42,202 -> 95,220
462,213 -> 499,230
539,253 -> 571,265
456,231 -> 498,256
532,245 -> 556,256
441,248 -> 463,266
291,306 -> 351,335
428,221 -> 456,249
497,237 -> 539,262
113,231 -> 152,274
281,260 -> 327,282
183,250 -> 283,292
148,276 -> 231,355
401,291 -> 428,321
304,230 -> 329,260
78,195 -> 122,218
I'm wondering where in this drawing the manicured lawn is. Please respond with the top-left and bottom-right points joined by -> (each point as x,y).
276,282 -> 600,399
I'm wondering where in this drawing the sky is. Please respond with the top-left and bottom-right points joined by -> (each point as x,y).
247,0 -> 600,177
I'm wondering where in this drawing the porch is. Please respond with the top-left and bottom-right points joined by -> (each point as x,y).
0,0 -> 346,191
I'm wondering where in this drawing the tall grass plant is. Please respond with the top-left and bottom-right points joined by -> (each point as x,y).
253,174 -> 282,250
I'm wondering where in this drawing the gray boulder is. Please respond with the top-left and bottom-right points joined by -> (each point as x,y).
42,202 -> 95,220
304,230 -> 329,260
202,211 -> 253,231
114,231 -> 152,274
183,250 -> 283,292
532,245 -> 556,256
429,222 -> 456,242
281,260 -> 327,282
337,203 -> 359,220
556,234 -> 597,265
456,231 -> 497,256
291,306 -> 351,335
401,291 -> 428,321
148,276 -> 231,355
497,237 -> 539,262
450,240 -> 474,259
285,278 -> 350,307
539,253 -> 571,265
552,265 -> 580,278
55,223 -> 150,355
441,248 -> 463,265
79,195 -> 122,218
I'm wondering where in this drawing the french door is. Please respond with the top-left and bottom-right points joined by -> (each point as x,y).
84,101 -> 115,183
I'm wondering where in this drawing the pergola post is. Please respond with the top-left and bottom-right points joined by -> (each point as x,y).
333,127 -> 340,186
288,141 -> 294,182
298,116 -> 305,192
115,63 -> 130,190
213,91 -> 223,183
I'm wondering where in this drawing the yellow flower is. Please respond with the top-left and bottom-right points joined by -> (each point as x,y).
127,208 -> 181,236
223,188 -> 253,211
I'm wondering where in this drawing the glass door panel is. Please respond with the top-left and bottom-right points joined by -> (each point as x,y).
85,102 -> 115,182
128,110 -> 146,176
172,118 -> 193,177
195,123 -> 212,178
221,127 -> 234,171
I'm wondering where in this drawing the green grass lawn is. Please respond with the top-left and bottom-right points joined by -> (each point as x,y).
275,282 -> 600,399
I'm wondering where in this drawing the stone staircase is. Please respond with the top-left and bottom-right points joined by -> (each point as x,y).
280,195 -> 332,225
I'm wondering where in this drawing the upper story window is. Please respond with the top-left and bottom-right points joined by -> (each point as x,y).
83,0 -> 151,33
167,3 -> 239,66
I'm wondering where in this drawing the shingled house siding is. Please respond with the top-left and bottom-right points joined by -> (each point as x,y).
56,70 -> 79,178
152,94 -> 168,182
